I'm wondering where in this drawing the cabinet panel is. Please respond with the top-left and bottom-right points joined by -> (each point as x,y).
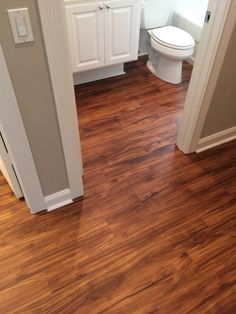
105,0 -> 140,65
66,3 -> 105,72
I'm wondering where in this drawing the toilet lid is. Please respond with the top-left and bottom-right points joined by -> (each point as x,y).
151,26 -> 195,49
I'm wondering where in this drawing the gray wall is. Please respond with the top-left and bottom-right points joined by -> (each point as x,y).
201,22 -> 236,138
0,0 -> 69,196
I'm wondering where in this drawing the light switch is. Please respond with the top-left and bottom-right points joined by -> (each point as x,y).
7,8 -> 34,44
15,15 -> 28,37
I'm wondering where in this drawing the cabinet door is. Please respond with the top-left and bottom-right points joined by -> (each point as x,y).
105,0 -> 141,65
66,2 -> 105,72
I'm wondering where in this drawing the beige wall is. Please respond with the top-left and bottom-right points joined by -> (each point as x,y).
0,0 -> 69,196
201,21 -> 236,138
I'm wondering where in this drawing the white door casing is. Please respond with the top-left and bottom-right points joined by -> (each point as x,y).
177,0 -> 233,153
66,2 -> 105,72
0,125 -> 23,199
37,0 -> 84,201
0,45 -> 45,213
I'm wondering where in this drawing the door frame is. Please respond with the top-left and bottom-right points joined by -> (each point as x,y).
37,0 -> 234,157
37,0 -> 84,200
0,45 -> 45,213
0,123 -> 23,199
177,0 -> 233,153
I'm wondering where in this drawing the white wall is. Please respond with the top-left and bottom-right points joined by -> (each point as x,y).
170,0 -> 208,16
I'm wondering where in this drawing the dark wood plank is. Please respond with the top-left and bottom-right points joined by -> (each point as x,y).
0,57 -> 236,313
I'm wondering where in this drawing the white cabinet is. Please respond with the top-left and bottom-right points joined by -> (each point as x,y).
65,2 -> 105,72
105,0 -> 139,65
65,0 -> 141,73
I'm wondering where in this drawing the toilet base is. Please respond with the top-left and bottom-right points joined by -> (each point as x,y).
147,57 -> 183,84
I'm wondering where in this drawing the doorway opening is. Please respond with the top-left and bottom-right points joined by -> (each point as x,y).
74,57 -> 192,202
65,0 -> 211,157
21,0 -> 231,213
67,0 -> 210,198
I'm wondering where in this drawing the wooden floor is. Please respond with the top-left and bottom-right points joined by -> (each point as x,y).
0,58 -> 236,313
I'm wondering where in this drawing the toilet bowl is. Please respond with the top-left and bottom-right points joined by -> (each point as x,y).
147,26 -> 195,84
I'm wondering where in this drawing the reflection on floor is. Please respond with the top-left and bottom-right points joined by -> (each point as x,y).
0,57 -> 236,312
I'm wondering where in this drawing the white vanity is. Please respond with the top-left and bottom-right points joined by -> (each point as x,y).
65,0 -> 142,84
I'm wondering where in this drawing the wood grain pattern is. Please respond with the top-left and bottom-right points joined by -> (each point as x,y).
0,57 -> 236,313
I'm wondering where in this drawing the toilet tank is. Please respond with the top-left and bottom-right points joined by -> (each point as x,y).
141,0 -> 174,29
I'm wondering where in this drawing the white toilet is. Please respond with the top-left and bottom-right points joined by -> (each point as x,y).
141,0 -> 195,84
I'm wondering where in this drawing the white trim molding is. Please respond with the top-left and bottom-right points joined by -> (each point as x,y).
196,127 -> 236,153
0,45 -> 45,214
177,0 -> 233,154
45,189 -> 73,212
37,0 -> 84,199
0,124 -> 23,199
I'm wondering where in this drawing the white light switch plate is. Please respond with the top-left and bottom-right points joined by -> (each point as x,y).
7,8 -> 34,44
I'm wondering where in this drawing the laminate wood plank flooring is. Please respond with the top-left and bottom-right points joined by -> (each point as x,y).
0,57 -> 236,313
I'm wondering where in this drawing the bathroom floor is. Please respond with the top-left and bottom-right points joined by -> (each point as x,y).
0,57 -> 236,313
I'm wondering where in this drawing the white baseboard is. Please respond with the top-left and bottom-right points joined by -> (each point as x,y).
73,64 -> 125,85
196,126 -> 236,153
45,188 -> 73,212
